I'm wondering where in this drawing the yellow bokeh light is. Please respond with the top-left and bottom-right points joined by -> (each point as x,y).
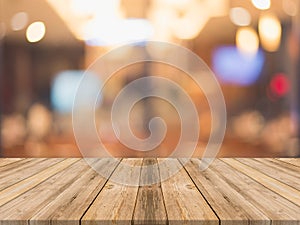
236,27 -> 259,56
258,14 -> 282,52
171,1 -> 209,40
172,16 -> 207,40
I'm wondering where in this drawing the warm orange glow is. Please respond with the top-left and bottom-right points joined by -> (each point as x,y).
46,0 -> 124,41
46,0 -> 228,43
282,0 -> 298,16
0,22 -> 5,39
236,27 -> 259,56
171,13 -> 208,39
258,14 -> 282,52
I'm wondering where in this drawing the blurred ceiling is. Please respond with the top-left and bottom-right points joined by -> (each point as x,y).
0,0 -> 294,45
1,0 -> 78,45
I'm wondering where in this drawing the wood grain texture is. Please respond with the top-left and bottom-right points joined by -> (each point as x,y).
254,158 -> 300,174
0,158 -> 64,191
133,158 -> 167,225
220,158 -> 300,225
0,158 -> 299,225
0,158 -> 41,174
0,158 -> 23,167
222,158 -> 300,207
236,158 -> 300,191
278,158 -> 300,167
30,158 -> 119,225
158,158 -> 219,225
81,158 -> 142,225
0,159 -> 86,225
180,158 -> 269,225
0,158 -> 79,207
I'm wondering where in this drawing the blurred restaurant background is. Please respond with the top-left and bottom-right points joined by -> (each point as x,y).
0,0 -> 300,157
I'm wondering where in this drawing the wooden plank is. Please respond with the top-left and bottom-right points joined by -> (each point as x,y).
276,158 -> 300,168
222,158 -> 300,207
30,158 -> 119,225
236,158 -> 300,191
0,158 -> 24,167
133,158 -> 167,225
219,159 -> 300,225
180,158 -> 269,225
0,158 -> 64,191
158,158 -> 218,225
0,158 -> 79,207
0,158 -> 43,174
262,158 -> 300,174
257,158 -> 300,175
0,159 -> 89,225
245,158 -> 300,179
82,158 -> 142,225
0,158 -> 299,225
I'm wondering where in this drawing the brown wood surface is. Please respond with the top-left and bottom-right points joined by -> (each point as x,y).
0,158 -> 299,224
133,158 -> 167,225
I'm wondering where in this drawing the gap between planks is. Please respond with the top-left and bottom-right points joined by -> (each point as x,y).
221,158 -> 300,207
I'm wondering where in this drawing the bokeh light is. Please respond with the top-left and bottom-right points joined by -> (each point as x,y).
236,27 -> 259,56
26,21 -> 46,43
229,7 -> 251,26
213,46 -> 264,86
1,0 -> 299,158
171,11 -> 208,39
251,0 -> 271,10
282,0 -> 298,17
258,14 -> 282,52
270,73 -> 290,97
10,12 -> 28,31
27,104 -> 52,139
85,19 -> 154,46
51,70 -> 102,113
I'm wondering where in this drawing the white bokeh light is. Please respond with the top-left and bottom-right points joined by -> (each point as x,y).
10,12 -> 28,31
26,21 -> 46,43
251,0 -> 271,10
229,7 -> 251,26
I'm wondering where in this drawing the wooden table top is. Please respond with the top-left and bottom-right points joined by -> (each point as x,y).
0,158 -> 299,225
